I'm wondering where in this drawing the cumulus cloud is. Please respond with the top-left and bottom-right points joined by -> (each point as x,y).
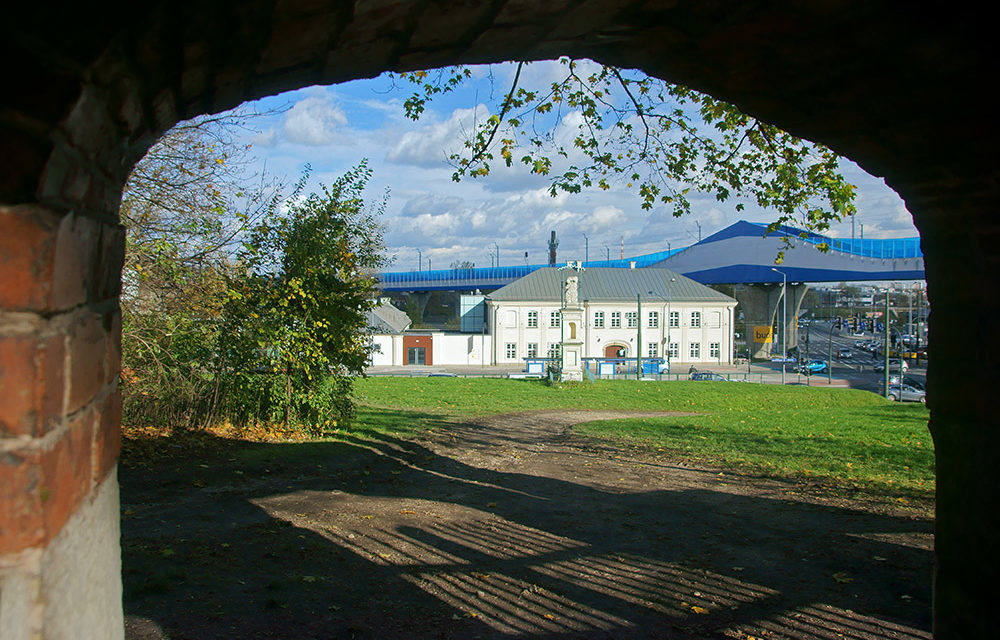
283,96 -> 348,145
387,105 -> 490,168
399,193 -> 465,218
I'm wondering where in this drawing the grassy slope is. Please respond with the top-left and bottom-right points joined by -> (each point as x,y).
353,377 -> 933,499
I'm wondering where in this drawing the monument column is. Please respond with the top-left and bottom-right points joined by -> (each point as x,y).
560,274 -> 584,381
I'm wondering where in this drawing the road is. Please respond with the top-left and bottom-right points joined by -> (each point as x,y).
793,320 -> 926,393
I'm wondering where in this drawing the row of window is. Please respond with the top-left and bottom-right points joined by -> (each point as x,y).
506,342 -> 563,359
530,310 -> 704,329
505,342 -> 722,360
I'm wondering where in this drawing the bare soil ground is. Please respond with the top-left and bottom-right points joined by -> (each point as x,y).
122,410 -> 933,639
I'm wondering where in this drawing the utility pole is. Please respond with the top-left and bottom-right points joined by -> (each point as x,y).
883,288 -> 890,397
827,321 -> 834,385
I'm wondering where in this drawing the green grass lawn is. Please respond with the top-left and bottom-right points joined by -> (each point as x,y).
353,377 -> 934,500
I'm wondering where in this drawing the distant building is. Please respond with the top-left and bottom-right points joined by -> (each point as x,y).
367,299 -> 411,365
487,266 -> 737,366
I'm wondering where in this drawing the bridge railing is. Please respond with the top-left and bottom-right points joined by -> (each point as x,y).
377,247 -> 683,289
805,235 -> 923,259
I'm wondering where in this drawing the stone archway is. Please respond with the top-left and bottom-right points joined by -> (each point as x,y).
1,3 -> 995,637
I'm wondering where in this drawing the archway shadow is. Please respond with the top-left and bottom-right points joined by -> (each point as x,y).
121,410 -> 932,639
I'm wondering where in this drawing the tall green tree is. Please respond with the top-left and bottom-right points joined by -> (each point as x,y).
224,161 -> 388,432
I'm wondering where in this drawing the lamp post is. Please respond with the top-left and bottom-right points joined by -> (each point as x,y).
417,248 -> 422,272
636,293 -> 642,380
582,232 -> 589,264
883,288 -> 891,397
772,268 -> 787,385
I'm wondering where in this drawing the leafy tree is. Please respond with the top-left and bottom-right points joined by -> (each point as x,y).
119,109 -> 282,427
394,60 -> 857,258
223,161 -> 388,432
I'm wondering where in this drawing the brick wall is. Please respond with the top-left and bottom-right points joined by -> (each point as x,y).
0,206 -> 122,556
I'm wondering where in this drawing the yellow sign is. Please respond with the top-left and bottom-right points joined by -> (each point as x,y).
754,325 -> 774,343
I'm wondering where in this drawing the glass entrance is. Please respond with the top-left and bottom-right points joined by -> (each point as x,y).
407,347 -> 426,365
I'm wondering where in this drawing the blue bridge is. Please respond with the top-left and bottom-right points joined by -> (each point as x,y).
377,220 -> 924,292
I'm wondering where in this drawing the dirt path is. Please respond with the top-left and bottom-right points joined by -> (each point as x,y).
122,410 -> 933,639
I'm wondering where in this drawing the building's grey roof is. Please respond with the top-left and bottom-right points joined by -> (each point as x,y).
488,267 -> 735,304
367,300 -> 411,334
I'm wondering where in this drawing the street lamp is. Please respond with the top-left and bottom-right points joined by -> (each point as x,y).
646,278 -> 675,374
772,267 -> 787,385
636,292 -> 642,380
582,232 -> 589,264
417,248 -> 422,272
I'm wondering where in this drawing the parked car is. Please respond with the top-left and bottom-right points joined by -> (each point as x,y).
887,374 -> 925,390
837,348 -> 853,359
879,382 -> 927,403
641,359 -> 670,375
690,372 -> 728,381
798,359 -> 828,375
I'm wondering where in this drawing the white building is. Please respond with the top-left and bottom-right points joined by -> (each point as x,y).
487,266 -> 737,367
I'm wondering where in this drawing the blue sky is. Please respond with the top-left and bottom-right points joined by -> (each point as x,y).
237,61 -> 919,272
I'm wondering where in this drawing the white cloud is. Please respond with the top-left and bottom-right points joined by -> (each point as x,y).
387,105 -> 490,168
283,96 -> 348,146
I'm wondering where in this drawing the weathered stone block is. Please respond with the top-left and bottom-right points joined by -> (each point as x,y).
0,333 -> 65,438
0,447 -> 43,554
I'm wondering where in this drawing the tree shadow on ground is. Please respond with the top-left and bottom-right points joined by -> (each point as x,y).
122,409 -> 932,639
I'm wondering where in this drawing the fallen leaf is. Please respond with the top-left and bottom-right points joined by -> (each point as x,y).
487,502 -> 497,508
543,613 -> 555,620
691,605 -> 709,614
832,571 -> 854,584
399,509 -> 416,514
362,515 -> 374,520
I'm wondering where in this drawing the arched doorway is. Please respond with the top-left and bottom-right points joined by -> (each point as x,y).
604,343 -> 628,358
0,4 -> 994,637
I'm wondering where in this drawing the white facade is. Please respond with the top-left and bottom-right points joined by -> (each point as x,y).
488,298 -> 736,366
368,331 -> 494,366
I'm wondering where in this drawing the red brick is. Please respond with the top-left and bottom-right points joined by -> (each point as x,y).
0,448 -> 44,554
67,312 -> 107,413
51,212 -> 100,309
0,205 -> 57,310
93,223 -> 125,302
93,388 -> 122,483
39,412 -> 94,539
0,333 -> 65,437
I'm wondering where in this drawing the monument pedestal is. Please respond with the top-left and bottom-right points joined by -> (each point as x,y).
561,339 -> 584,381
